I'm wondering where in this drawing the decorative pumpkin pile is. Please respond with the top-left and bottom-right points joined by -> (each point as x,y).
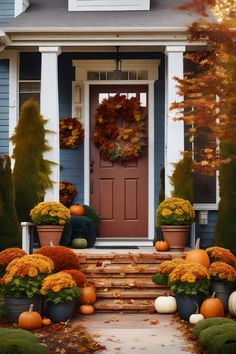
152,243 -> 236,327
0,246 -> 97,327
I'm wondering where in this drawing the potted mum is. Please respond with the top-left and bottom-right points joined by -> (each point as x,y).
30,201 -> 71,247
0,254 -> 54,322
40,272 -> 80,322
206,246 -> 236,267
168,262 -> 210,320
209,261 -> 236,312
156,197 -> 195,251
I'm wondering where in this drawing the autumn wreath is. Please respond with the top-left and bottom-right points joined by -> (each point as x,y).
93,94 -> 146,162
60,117 -> 84,149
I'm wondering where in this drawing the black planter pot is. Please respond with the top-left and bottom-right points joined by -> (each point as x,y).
5,295 -> 43,323
47,300 -> 76,322
211,281 -> 232,313
175,293 -> 204,321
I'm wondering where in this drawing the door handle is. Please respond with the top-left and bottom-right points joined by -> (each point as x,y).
90,159 -> 94,174
90,177 -> 94,194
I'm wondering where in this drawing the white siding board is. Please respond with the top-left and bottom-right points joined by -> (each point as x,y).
69,0 -> 150,11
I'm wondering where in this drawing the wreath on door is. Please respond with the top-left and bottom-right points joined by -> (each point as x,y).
93,94 -> 146,162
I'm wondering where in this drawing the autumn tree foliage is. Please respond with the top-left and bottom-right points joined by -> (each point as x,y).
173,0 -> 236,253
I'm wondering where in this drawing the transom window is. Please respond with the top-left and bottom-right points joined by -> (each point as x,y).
87,70 -> 148,81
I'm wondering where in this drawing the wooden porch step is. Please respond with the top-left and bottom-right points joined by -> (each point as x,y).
78,252 -> 185,265
87,277 -> 166,289
80,264 -> 159,275
96,288 -> 164,299
94,299 -> 155,313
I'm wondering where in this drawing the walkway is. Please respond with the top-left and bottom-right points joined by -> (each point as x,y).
75,313 -> 194,354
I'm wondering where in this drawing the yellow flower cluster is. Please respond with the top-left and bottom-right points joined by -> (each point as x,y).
30,201 -> 71,225
206,246 -> 236,267
209,261 -> 236,282
157,197 -> 195,225
118,128 -> 133,141
169,262 -> 210,283
159,258 -> 186,275
1,254 -> 54,284
40,272 -> 76,295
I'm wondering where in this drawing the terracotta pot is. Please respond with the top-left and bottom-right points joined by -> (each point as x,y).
161,225 -> 190,251
36,225 -> 64,247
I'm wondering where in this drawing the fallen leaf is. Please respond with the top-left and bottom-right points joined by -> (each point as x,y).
119,272 -> 126,277
127,299 -> 135,304
112,289 -> 121,298
150,319 -> 159,325
96,261 -> 103,267
111,317 -> 120,322
113,299 -> 124,305
101,260 -> 112,267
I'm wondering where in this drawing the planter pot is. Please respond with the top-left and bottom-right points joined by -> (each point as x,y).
211,281 -> 232,313
175,293 -> 204,321
161,225 -> 190,251
47,300 -> 76,322
37,225 -> 64,247
5,295 -> 43,323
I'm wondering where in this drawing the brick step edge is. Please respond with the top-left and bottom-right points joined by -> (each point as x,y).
87,278 -> 168,289
96,289 -> 165,299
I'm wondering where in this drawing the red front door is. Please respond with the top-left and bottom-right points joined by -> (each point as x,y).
90,85 -> 148,238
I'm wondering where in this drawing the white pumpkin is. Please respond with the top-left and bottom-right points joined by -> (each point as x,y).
154,296 -> 177,314
228,291 -> 236,317
189,313 -> 204,324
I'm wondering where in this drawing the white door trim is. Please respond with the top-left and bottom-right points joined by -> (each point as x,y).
84,80 -> 155,242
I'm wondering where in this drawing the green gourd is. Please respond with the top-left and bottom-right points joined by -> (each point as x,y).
71,238 -> 88,249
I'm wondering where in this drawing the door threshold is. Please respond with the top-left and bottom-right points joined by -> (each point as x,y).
95,238 -> 153,247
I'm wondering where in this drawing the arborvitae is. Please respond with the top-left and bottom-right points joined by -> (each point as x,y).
0,156 -> 21,250
170,153 -> 193,203
154,167 -> 165,244
11,99 -> 53,222
215,141 -> 236,256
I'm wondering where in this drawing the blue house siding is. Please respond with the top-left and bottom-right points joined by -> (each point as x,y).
0,0 -> 14,23
196,211 -> 217,248
0,59 -> 9,155
19,52 -> 216,246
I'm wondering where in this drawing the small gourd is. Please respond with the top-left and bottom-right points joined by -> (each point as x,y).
155,241 -> 169,252
18,304 -> 42,330
154,295 -> 177,314
70,205 -> 84,216
80,284 -> 96,305
80,305 -> 94,315
71,238 -> 88,249
228,291 -> 236,317
42,317 -> 52,326
189,302 -> 204,324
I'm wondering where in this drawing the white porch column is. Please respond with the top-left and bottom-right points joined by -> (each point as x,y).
165,45 -> 185,197
39,46 -> 61,201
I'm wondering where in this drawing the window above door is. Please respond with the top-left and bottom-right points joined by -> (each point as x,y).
68,0 -> 150,12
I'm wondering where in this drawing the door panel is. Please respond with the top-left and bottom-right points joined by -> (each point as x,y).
90,85 -> 148,238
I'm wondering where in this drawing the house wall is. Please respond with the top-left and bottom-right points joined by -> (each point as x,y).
0,59 -> 9,155
19,52 -> 216,247
0,0 -> 14,23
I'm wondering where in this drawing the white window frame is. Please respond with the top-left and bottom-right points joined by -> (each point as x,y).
68,0 -> 150,12
15,0 -> 30,17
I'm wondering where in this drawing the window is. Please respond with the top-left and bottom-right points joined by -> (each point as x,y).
19,81 -> 40,109
87,70 -> 148,81
68,0 -> 150,12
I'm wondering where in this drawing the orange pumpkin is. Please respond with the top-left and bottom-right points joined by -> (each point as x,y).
186,250 -> 210,269
186,238 -> 210,269
80,305 -> 94,315
80,284 -> 96,305
70,205 -> 85,216
200,293 -> 225,318
155,240 -> 169,252
42,317 -> 52,326
18,304 -> 42,330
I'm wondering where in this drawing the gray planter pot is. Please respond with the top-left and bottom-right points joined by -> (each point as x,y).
47,300 -> 76,322
175,293 -> 204,321
5,295 -> 42,323
211,281 -> 232,313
